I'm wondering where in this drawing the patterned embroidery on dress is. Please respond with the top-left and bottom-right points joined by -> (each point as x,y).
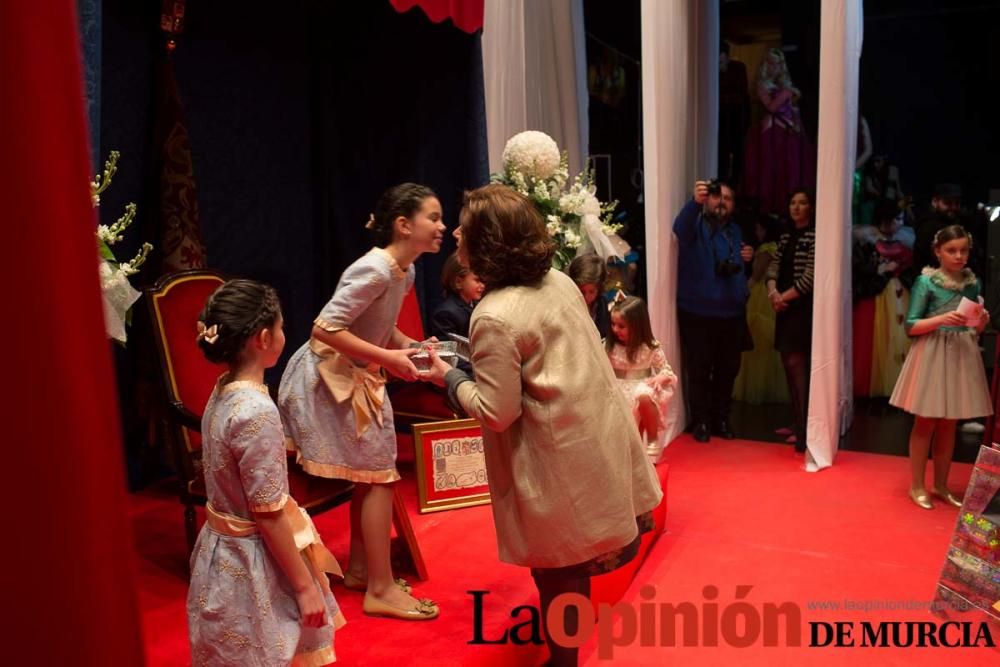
220,626 -> 263,650
239,411 -> 278,439
251,473 -> 283,508
252,584 -> 274,618
217,558 -> 250,581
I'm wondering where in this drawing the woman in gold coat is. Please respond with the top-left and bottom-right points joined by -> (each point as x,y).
425,184 -> 662,666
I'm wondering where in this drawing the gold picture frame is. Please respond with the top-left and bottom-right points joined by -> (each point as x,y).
412,418 -> 491,513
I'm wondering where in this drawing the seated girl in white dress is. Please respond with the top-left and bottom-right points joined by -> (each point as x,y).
605,295 -> 677,463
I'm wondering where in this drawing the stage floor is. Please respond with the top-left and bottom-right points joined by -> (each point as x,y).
132,435 -> 998,665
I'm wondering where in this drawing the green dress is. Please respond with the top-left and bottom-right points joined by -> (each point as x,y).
888,268 -> 992,418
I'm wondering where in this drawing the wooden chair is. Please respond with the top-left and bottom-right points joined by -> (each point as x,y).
145,270 -> 353,551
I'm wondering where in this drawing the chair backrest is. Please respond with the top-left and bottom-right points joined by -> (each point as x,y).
146,270 -> 226,453
397,286 -> 425,342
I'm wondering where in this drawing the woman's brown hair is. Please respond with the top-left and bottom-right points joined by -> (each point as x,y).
459,184 -> 555,289
605,295 -> 656,363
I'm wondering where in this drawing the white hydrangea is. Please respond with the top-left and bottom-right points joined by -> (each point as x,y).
546,215 -> 562,236
502,131 -> 561,181
563,229 -> 582,248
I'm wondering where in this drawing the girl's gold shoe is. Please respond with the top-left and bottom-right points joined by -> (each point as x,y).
932,488 -> 963,508
362,595 -> 439,621
908,488 -> 933,510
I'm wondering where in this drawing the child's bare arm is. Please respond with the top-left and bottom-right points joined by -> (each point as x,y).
312,326 -> 420,380
255,509 -> 327,628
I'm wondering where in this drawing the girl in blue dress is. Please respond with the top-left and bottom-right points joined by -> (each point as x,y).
188,280 -> 344,666
280,183 -> 444,619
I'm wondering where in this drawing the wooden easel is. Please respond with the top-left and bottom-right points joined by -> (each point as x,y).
391,486 -> 428,581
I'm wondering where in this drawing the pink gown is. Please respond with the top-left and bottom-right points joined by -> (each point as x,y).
743,87 -> 816,215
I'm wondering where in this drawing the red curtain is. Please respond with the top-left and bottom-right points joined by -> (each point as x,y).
1,2 -> 145,664
389,0 -> 484,33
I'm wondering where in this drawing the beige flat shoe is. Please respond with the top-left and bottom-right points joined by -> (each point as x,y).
909,488 -> 933,510
362,595 -> 439,621
932,488 -> 963,508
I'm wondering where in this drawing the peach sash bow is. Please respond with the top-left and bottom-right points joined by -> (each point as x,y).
309,338 -> 386,437
206,497 -> 343,580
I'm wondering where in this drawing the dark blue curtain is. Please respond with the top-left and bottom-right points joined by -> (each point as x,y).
102,0 -> 487,370
859,1 -> 1000,202
101,0 -> 487,487
77,0 -> 101,169
310,1 -> 489,324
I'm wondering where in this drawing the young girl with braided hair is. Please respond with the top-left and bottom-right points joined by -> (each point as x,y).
187,279 -> 344,666
279,183 -> 444,620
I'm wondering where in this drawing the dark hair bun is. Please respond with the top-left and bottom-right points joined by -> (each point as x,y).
197,279 -> 281,366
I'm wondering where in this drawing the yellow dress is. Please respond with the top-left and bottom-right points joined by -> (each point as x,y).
732,242 -> 789,404
870,277 -> 910,395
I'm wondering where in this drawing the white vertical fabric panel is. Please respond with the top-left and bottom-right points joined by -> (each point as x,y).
640,0 -> 719,445
807,0 -> 864,471
569,0 -> 589,174
483,0 -> 589,175
482,0 -> 527,174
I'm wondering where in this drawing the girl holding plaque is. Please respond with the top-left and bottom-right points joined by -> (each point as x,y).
279,183 -> 443,620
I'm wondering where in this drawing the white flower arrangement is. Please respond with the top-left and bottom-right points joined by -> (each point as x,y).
92,151 -> 153,344
492,130 -> 623,270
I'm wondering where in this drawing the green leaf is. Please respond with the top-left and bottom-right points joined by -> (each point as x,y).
98,237 -> 116,261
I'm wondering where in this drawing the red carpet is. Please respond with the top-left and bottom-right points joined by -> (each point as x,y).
133,436 -> 999,665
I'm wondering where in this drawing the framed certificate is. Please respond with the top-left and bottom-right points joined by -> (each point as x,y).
412,418 -> 490,513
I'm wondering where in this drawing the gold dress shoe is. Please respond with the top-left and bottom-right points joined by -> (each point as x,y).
363,595 -> 440,621
909,488 -> 933,510
932,488 -> 963,508
342,572 -> 412,593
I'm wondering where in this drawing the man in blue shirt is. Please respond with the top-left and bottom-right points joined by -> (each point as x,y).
674,180 -> 752,442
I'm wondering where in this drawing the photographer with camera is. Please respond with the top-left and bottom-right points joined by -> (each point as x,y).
674,179 -> 753,442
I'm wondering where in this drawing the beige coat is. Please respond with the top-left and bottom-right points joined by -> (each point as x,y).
456,269 -> 663,568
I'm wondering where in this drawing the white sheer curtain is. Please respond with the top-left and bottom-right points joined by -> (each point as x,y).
807,0 -> 864,471
482,0 -> 589,175
640,0 -> 719,445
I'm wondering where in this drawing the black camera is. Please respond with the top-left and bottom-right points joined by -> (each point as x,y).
706,179 -> 722,196
715,259 -> 742,277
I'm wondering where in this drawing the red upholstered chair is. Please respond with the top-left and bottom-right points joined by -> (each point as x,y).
146,270 -> 353,551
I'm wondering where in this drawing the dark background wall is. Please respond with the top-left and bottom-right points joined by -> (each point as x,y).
100,0 -> 487,487
859,0 -> 1000,205
583,0 -> 1000,236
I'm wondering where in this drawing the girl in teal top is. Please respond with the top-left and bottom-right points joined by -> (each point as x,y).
890,225 -> 992,510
